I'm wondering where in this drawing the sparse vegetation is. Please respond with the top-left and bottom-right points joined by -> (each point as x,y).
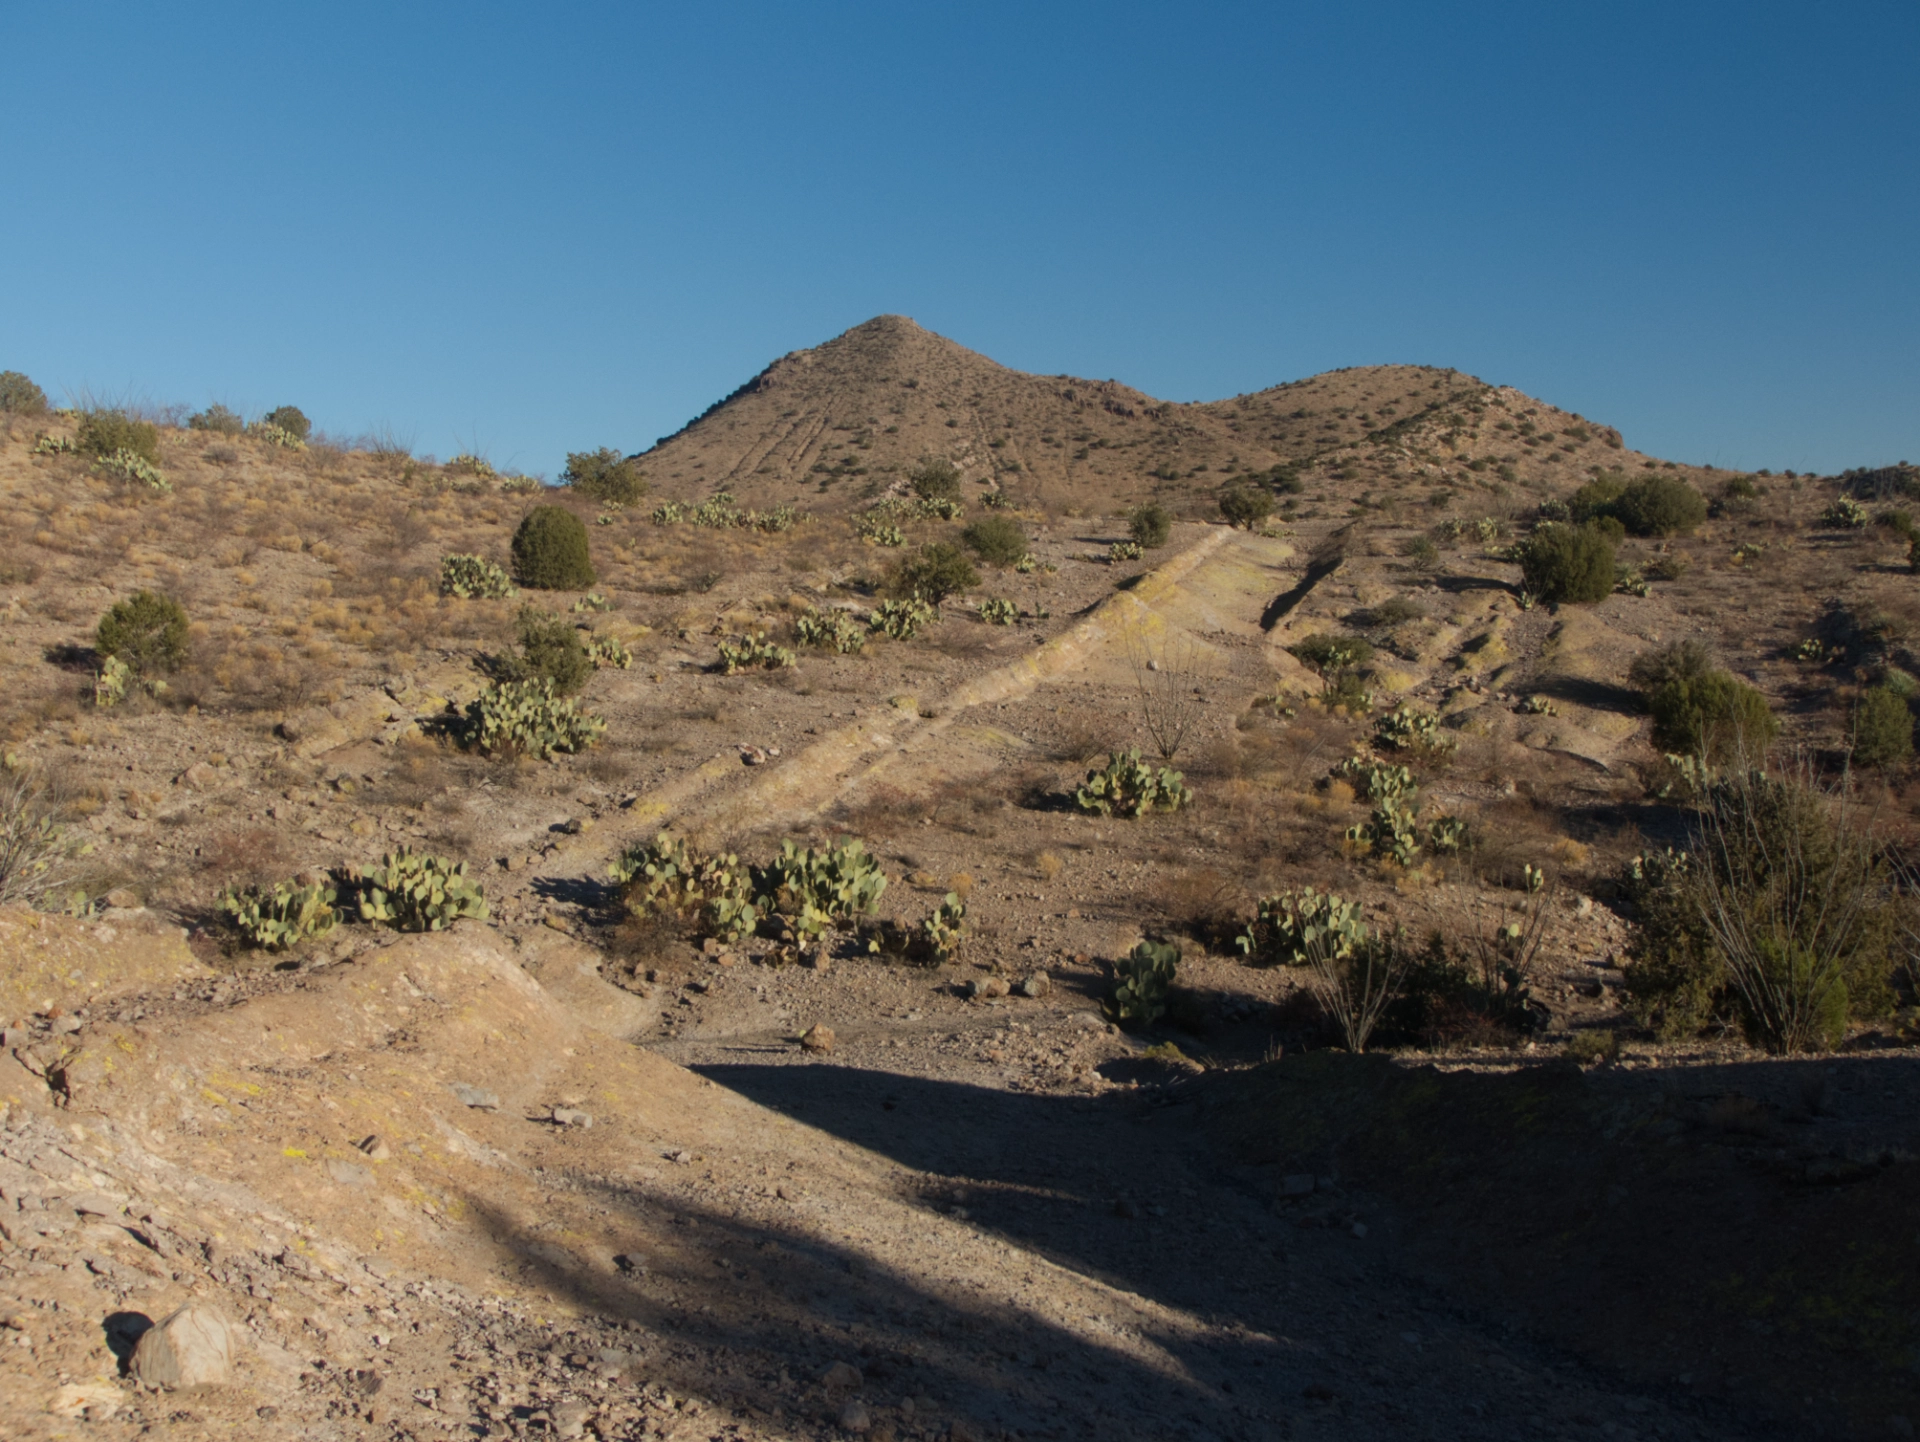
77,409 -> 159,465
220,879 -> 339,950
1849,685 -> 1913,769
507,608 -> 593,695
188,403 -> 244,435
440,554 -> 518,599
1127,503 -> 1172,548
978,597 -> 1017,625
263,405 -> 311,441
909,457 -> 963,503
0,767 -> 81,909
796,609 -> 867,653
961,515 -> 1028,567
716,633 -> 795,673
1646,666 -> 1777,763
891,542 -> 977,603
1073,749 -> 1191,818
456,679 -> 606,758
1110,940 -> 1180,1027
610,835 -> 759,944
1516,522 -> 1615,605
1218,484 -> 1273,529
348,848 -> 488,932
0,371 -> 49,414
563,447 -> 648,506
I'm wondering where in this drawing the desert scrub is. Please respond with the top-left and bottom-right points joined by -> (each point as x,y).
97,591 -> 190,676
909,457 -> 963,503
1515,522 -> 1615,605
563,447 -> 648,506
512,504 -> 596,590
445,453 -> 496,478
716,633 -> 794,674
1109,939 -> 1180,1028
1236,885 -> 1368,968
77,409 -> 159,465
978,597 -> 1017,625
1128,503 -> 1172,549
188,403 -> 244,435
440,553 -> 518,599
755,838 -> 887,942
456,678 -> 606,758
1346,795 -> 1423,865
1849,685 -> 1913,769
220,879 -> 338,950
1647,668 -> 1777,764
1819,497 -> 1870,529
504,607 -> 593,694
1235,886 -> 1408,1051
870,597 -> 937,640
856,512 -> 906,547
610,835 -> 759,944
1622,769 -> 1897,1051
1287,633 -> 1375,699
1568,471 -> 1706,536
796,609 -> 867,653
249,421 -> 307,450
348,849 -> 488,931
1074,749 -> 1192,818
262,405 -> 311,441
1331,756 -> 1415,802
1107,541 -> 1143,563
0,371 -> 48,414
961,514 -> 1028,567
0,766 -> 83,909
892,542 -> 978,603
1218,484 -> 1273,529
95,448 -> 170,493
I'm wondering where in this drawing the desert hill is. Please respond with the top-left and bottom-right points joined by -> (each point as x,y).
637,314 -> 1663,516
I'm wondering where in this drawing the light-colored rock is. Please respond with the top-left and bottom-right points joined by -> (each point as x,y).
357,1134 -> 391,1160
550,1107 -> 593,1128
451,1083 -> 500,1110
821,1361 -> 863,1389
131,1302 -> 235,1387
966,977 -> 1010,999
800,1024 -> 836,1053
1017,973 -> 1051,998
47,1382 -> 123,1419
838,1398 -> 872,1433
326,1157 -> 373,1186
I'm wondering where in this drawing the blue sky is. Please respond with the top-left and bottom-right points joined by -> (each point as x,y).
3,2 -> 1915,477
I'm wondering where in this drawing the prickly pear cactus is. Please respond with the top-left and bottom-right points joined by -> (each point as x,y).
351,849 -> 487,932
755,838 -> 888,941
978,597 -> 1017,625
610,835 -> 758,944
921,893 -> 968,961
440,554 -> 518,599
870,598 -> 937,640
457,679 -> 606,758
1073,750 -> 1192,818
716,633 -> 795,674
1110,940 -> 1180,1027
1236,886 -> 1369,969
220,879 -> 339,950
796,609 -> 867,654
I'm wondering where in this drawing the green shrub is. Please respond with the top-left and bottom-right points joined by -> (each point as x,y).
754,838 -> 887,941
1234,887 -> 1408,1051
892,542 -> 977,603
716,633 -> 795,673
349,849 -> 488,932
96,591 -> 189,676
978,597 -> 1017,625
796,609 -> 867,653
1614,475 -> 1709,536
1219,484 -> 1273,529
1566,473 -> 1626,523
909,457 -> 963,503
1346,795 -> 1423,864
0,371 -> 49,414
1622,771 -> 1896,1051
1287,632 -> 1375,676
1110,940 -> 1180,1028
263,405 -> 310,441
1128,503 -> 1173,548
1648,670 -> 1777,762
457,678 -> 606,758
440,553 -> 518,599
1074,749 -> 1192,818
188,404 -> 244,435
961,515 -> 1028,566
511,505 -> 596,590
220,879 -> 337,950
1850,686 -> 1913,769
77,410 -> 159,465
250,421 -> 306,450
610,835 -> 759,944
1627,638 -> 1715,695
1400,534 -> 1439,568
446,453 -> 496,478
510,608 -> 593,695
871,597 -> 937,640
1331,757 -> 1415,802
563,447 -> 648,506
1516,523 -> 1615,605
1819,496 -> 1870,529
1108,540 -> 1144,563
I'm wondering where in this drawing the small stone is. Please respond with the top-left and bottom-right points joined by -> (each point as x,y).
47,1382 -> 123,1420
1017,974 -> 1051,998
357,1134 -> 391,1160
70,1192 -> 122,1217
103,887 -> 141,910
50,1015 -> 82,1035
966,977 -> 1010,1000
1066,908 -> 1081,920
131,1302 -> 235,1387
553,1401 -> 591,1439
560,817 -> 589,835
550,1108 -> 593,1129
178,762 -> 217,791
451,1084 -> 500,1110
821,1361 -> 863,1390
838,1398 -> 872,1434
800,1024 -> 836,1053
807,942 -> 832,971
326,1158 -> 373,1187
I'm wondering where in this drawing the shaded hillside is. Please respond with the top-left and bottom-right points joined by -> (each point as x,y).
636,314 -> 1679,516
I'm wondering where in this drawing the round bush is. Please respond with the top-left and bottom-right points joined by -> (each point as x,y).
892,542 -> 978,603
910,458 -> 963,503
1850,685 -> 1913,769
1517,523 -> 1615,605
77,410 -> 160,465
1128,503 -> 1173,549
1614,476 -> 1707,537
511,505 -> 597,590
1566,473 -> 1626,523
189,404 -> 245,436
961,514 -> 1028,566
263,406 -> 311,441
0,371 -> 48,414
97,591 -> 190,676
512,608 -> 592,696
1219,485 -> 1273,530
563,447 -> 648,506
1648,670 -> 1778,762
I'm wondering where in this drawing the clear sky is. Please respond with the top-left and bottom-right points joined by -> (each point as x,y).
4,2 -> 1915,478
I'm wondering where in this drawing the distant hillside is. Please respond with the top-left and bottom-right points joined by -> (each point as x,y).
635,314 -> 1681,517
